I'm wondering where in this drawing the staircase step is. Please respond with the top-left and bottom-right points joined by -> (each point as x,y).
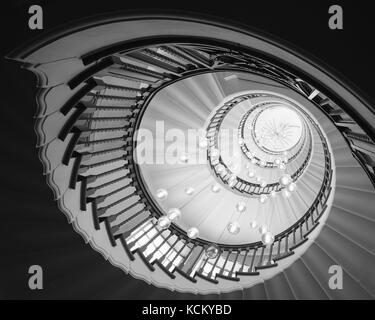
335,167 -> 375,192
303,242 -> 373,299
333,188 -> 375,222
264,272 -> 295,300
284,259 -> 329,299
315,226 -> 375,295
327,206 -> 375,252
243,282 -> 267,300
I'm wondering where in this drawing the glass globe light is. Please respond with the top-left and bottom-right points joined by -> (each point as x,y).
279,174 -> 292,186
251,158 -> 257,164
274,158 -> 281,165
157,216 -> 171,229
279,163 -> 286,171
155,188 -> 168,201
179,154 -> 189,163
238,138 -> 245,146
260,160 -> 266,167
260,180 -> 267,188
259,194 -> 268,204
227,222 -> 241,234
205,245 -> 220,259
262,232 -> 275,245
248,170 -> 255,178
187,227 -> 199,239
287,182 -> 297,192
270,190 -> 277,198
258,225 -> 268,235
256,176 -> 262,182
211,184 -> 221,193
167,208 -> 181,222
282,189 -> 291,198
185,187 -> 195,196
250,221 -> 258,229
236,202 -> 246,213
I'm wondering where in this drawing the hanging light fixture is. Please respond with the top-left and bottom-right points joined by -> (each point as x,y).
211,184 -> 221,193
227,222 -> 241,234
155,188 -> 168,201
258,225 -> 268,235
287,182 -> 297,192
282,189 -> 292,198
250,221 -> 258,229
187,227 -> 199,239
259,194 -> 268,204
279,174 -> 292,186
236,202 -> 246,213
157,216 -> 171,229
205,244 -> 220,259
167,208 -> 181,222
248,170 -> 256,178
179,154 -> 189,163
261,232 -> 275,245
185,187 -> 195,196
260,180 -> 267,188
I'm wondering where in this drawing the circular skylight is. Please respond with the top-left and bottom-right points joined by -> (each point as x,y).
254,106 -> 303,152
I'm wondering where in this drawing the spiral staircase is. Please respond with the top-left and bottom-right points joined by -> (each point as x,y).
6,15 -> 375,299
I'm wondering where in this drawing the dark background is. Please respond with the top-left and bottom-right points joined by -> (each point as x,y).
0,0 -> 373,299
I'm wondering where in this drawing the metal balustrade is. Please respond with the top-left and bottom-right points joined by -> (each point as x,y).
53,43 -> 336,285
21,39 -> 370,289
205,93 -> 314,196
114,113 -> 332,284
